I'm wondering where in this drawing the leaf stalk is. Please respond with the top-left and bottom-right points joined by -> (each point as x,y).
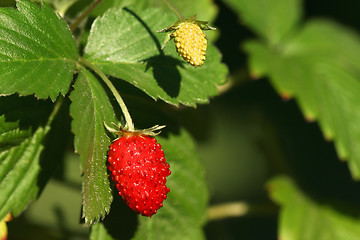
160,0 -> 184,20
69,0 -> 103,31
47,96 -> 64,126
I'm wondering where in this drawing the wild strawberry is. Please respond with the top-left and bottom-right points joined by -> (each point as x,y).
172,22 -> 207,67
158,16 -> 216,67
107,127 -> 170,217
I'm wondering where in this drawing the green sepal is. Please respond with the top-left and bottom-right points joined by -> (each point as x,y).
104,121 -> 166,139
197,20 -> 216,30
157,16 -> 216,33
160,32 -> 173,49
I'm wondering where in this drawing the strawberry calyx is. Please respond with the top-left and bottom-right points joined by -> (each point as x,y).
104,121 -> 165,140
158,16 -> 216,33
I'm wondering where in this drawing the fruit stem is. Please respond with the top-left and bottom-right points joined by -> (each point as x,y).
207,201 -> 277,221
47,96 -> 64,126
79,57 -> 135,131
160,0 -> 184,20
69,0 -> 103,31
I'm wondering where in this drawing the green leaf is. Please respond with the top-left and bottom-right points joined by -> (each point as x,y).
223,0 -> 301,44
132,129 -> 208,240
92,0 -> 218,22
70,69 -> 117,225
90,222 -> 114,240
245,20 -> 360,179
84,7 -> 228,107
0,115 -> 50,219
268,176 -> 360,240
0,0 -> 78,101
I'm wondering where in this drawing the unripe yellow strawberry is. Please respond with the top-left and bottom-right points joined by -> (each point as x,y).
172,22 -> 207,67
158,16 -> 216,67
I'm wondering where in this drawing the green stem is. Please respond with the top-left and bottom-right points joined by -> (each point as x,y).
208,202 -> 249,221
47,97 -> 64,126
69,0 -> 103,31
79,57 -> 135,131
207,201 -> 277,221
160,0 -> 184,20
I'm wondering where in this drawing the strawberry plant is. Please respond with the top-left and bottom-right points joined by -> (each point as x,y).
1,0 -> 360,239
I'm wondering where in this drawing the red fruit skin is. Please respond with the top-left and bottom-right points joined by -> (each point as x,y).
107,135 -> 171,217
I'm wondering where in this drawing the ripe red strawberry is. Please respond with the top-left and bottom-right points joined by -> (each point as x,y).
107,132 -> 170,217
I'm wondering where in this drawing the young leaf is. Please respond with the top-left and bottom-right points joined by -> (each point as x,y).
268,176 -> 360,240
244,20 -> 360,179
223,0 -> 301,45
0,0 -> 78,101
0,115 -> 50,219
84,7 -> 228,107
132,129 -> 208,240
70,69 -> 117,225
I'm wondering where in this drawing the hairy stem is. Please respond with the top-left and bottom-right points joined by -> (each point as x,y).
160,0 -> 184,20
70,0 -> 103,31
79,58 -> 135,131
